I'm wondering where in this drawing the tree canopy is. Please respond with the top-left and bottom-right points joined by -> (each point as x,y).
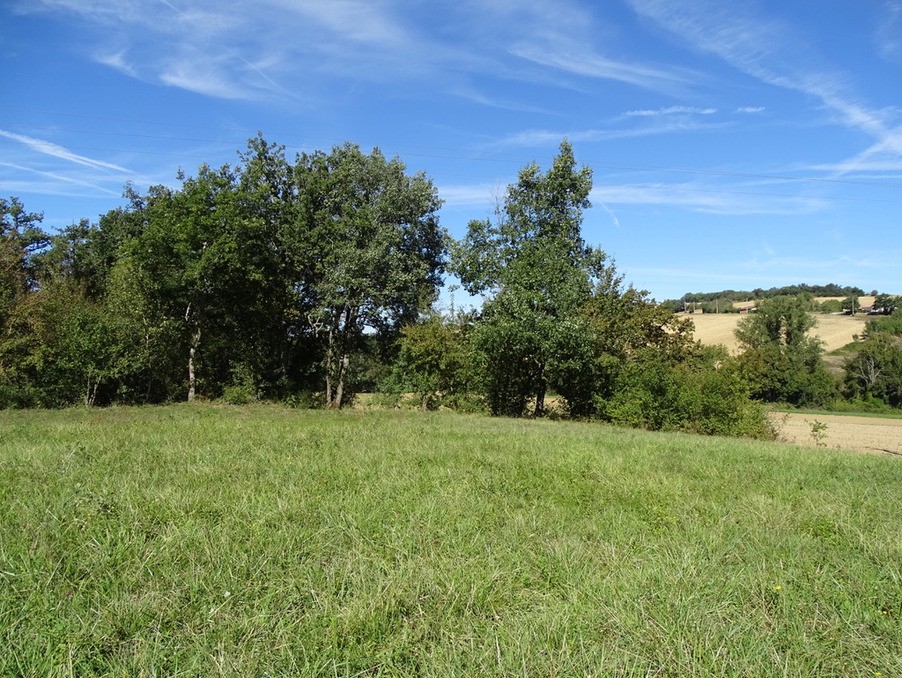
1,135 -> 896,425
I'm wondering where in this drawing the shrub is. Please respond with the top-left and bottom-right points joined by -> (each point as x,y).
601,347 -> 773,439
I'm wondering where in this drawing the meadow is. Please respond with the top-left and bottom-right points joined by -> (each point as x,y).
1,404 -> 900,676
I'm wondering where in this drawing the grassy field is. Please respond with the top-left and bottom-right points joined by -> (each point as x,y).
1,405 -> 900,676
688,312 -> 869,354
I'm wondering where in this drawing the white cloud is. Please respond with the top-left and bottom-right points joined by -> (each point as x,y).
511,45 -> 695,92
438,183 -> 505,208
626,0 -> 902,173
877,1 -> 902,63
736,106 -> 765,113
623,106 -> 717,117
592,183 -> 827,215
492,117 -> 730,148
95,50 -> 137,77
0,161 -> 122,197
0,129 -> 131,172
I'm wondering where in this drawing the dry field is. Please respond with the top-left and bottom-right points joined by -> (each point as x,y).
814,295 -> 877,307
772,411 -> 902,457
687,312 -> 869,354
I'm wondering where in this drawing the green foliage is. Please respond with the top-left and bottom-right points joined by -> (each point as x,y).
868,308 -> 902,336
809,420 -> 828,446
843,332 -> 902,408
735,296 -> 836,407
842,294 -> 860,314
297,143 -> 446,408
386,311 -> 481,410
672,283 -> 864,308
221,363 -> 261,405
452,140 -> 603,417
603,346 -> 772,438
818,299 -> 842,313
873,294 -> 900,315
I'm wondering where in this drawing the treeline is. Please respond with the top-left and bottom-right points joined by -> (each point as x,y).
1,136 -> 444,410
681,283 -> 867,303
661,285 -> 901,316
2,137 -> 900,431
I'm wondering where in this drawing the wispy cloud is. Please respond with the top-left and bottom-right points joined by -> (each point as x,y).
592,183 -> 828,215
95,50 -> 137,77
19,0 -> 707,104
0,129 -> 131,172
511,44 -> 695,92
0,161 -> 123,197
877,0 -> 902,63
623,106 -> 717,117
438,183 -> 505,208
492,117 -> 730,148
736,106 -> 765,113
626,0 -> 902,175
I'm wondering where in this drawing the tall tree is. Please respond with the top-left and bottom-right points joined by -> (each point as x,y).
129,163 -> 280,401
735,295 -> 835,406
0,198 -> 49,407
295,143 -> 445,408
453,140 -> 602,416
0,197 -> 47,322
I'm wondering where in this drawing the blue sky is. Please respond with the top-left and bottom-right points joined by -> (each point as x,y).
2,0 -> 901,301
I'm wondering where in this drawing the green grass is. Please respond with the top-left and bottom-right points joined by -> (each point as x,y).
1,404 -> 900,676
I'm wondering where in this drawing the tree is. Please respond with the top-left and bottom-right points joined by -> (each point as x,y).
1,197 -> 47,323
842,294 -> 859,315
295,143 -> 445,408
844,333 -> 902,407
735,295 -> 835,406
128,160 -> 290,401
0,198 -> 49,407
386,310 -> 480,410
453,140 -> 603,417
604,344 -> 771,438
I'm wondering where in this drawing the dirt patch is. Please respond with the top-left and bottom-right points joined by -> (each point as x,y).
688,313 -> 869,354
770,412 -> 902,457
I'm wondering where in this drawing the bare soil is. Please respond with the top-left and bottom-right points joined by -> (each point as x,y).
687,313 -> 869,354
770,412 -> 902,457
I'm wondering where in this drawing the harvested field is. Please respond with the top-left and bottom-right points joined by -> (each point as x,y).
687,313 -> 869,354
771,411 -> 902,457
815,295 -> 876,307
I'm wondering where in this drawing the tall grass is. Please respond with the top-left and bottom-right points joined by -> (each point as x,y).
1,404 -> 899,675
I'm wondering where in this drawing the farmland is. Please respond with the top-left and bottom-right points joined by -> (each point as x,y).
687,312 -> 869,354
1,404 -> 899,675
773,411 -> 902,455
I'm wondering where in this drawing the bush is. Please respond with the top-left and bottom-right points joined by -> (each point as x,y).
601,348 -> 773,439
220,364 -> 260,405
282,390 -> 325,409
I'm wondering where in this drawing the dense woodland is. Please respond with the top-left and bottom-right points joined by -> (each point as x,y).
2,137 -> 901,433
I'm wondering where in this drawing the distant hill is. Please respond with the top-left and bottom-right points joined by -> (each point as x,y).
677,283 -> 866,303
660,283 -> 874,313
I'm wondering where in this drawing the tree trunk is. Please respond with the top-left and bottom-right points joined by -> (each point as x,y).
334,355 -> 349,409
325,324 -> 335,407
533,365 -> 546,417
187,322 -> 201,401
325,306 -> 355,409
